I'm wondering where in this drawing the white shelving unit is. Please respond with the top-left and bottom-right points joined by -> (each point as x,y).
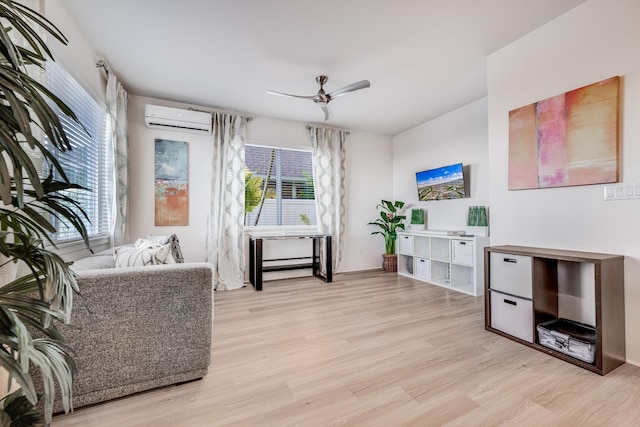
397,231 -> 489,296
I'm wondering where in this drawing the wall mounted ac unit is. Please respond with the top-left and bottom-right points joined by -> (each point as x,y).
144,104 -> 212,135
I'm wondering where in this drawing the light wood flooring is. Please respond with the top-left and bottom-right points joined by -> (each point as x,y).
53,270 -> 640,426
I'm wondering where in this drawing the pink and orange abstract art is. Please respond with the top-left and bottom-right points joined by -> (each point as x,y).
508,76 -> 620,190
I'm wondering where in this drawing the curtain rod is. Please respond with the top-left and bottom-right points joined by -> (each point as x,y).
305,125 -> 350,135
187,106 -> 253,121
95,59 -> 110,75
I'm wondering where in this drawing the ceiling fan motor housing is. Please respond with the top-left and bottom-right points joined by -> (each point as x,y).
267,74 -> 370,120
314,75 -> 329,103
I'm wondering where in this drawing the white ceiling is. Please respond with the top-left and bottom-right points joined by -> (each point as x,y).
60,0 -> 586,136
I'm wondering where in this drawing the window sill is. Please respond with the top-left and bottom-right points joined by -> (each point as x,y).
47,234 -> 112,261
244,225 -> 320,235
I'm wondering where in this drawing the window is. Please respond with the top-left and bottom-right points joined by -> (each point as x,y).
44,61 -> 113,242
245,145 -> 316,227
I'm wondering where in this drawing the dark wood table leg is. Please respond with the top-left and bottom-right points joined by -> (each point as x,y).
254,238 -> 263,291
325,235 -> 332,283
249,238 -> 255,287
312,235 -> 332,283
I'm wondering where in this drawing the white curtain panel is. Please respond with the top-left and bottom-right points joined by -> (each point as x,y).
309,126 -> 347,272
106,72 -> 129,246
207,113 -> 247,290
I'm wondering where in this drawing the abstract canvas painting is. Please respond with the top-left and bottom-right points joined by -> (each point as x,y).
155,139 -> 188,226
508,76 -> 620,190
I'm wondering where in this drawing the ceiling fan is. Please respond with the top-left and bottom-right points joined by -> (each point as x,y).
267,75 -> 370,121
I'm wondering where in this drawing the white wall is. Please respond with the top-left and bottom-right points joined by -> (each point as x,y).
392,98 -> 490,233
127,96 -> 215,262
343,129 -> 394,271
487,0 -> 640,364
128,95 -> 394,272
46,0 -> 105,102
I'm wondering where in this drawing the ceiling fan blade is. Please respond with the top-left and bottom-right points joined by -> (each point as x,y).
321,104 -> 333,121
328,80 -> 370,99
266,90 -> 316,100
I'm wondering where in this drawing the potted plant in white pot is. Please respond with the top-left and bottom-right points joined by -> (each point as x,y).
368,200 -> 405,272
0,2 -> 92,425
409,208 -> 425,231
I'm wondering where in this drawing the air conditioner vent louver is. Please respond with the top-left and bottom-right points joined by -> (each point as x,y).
145,121 -> 209,133
144,104 -> 212,135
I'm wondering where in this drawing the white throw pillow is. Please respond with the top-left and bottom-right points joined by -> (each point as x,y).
134,238 -> 176,264
145,235 -> 170,245
115,241 -> 174,267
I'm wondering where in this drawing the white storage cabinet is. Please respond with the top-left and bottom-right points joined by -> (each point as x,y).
397,231 -> 489,297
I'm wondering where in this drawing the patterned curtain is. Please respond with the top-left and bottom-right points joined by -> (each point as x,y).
206,113 -> 247,290
309,126 -> 347,272
106,71 -> 129,246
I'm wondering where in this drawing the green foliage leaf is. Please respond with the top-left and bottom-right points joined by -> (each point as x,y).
0,389 -> 45,427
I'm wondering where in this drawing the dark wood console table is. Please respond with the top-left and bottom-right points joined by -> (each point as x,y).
248,233 -> 332,291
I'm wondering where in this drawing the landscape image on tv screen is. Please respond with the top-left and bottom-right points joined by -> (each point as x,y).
416,163 -> 466,201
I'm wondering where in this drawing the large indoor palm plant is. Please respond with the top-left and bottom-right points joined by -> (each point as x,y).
0,1 -> 91,425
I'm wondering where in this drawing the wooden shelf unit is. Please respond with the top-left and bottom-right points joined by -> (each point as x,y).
484,245 -> 625,375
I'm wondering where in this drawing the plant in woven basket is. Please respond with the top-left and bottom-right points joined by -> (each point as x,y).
368,200 -> 406,254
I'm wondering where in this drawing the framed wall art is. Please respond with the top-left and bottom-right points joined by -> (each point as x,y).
508,76 -> 620,190
154,139 -> 188,226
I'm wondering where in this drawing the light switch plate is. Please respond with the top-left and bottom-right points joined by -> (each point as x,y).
604,184 -> 640,200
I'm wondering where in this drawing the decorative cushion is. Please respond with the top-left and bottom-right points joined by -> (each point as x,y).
115,240 -> 174,267
145,234 -> 184,263
134,238 -> 175,261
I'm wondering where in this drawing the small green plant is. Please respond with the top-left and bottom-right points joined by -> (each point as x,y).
410,208 -> 424,224
368,200 -> 406,254
467,206 -> 488,226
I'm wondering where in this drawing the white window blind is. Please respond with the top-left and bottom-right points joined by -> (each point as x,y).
245,145 -> 317,227
44,61 -> 113,242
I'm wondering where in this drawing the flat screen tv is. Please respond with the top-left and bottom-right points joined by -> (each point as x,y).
416,163 -> 467,201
